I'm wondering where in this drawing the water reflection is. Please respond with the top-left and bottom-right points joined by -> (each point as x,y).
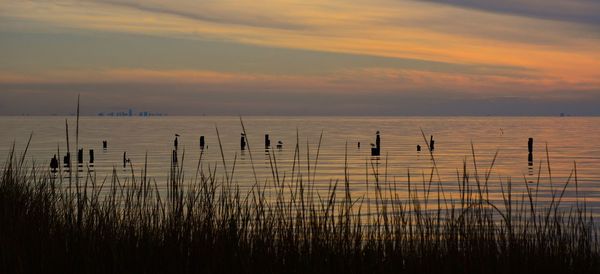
528,137 -> 534,178
2,116 -> 600,214
528,152 -> 534,176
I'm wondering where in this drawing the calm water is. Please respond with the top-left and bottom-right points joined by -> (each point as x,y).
2,116 -> 600,212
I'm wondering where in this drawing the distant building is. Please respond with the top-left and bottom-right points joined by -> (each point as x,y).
96,109 -> 166,117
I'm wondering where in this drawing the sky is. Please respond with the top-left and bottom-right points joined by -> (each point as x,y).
0,0 -> 599,115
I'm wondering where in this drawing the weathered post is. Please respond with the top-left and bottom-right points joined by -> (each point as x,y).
64,153 -> 71,170
528,137 -> 534,167
77,149 -> 83,165
241,133 -> 246,150
89,149 -> 94,164
50,155 -> 58,173
371,131 -> 381,156
371,145 -> 378,156
429,135 -> 435,151
265,134 -> 271,149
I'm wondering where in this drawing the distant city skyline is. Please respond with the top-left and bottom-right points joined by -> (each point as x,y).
96,108 -> 167,117
1,0 -> 599,115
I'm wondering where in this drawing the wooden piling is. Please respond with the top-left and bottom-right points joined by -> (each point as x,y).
528,137 -> 534,166
63,153 -> 70,169
241,134 -> 246,150
265,134 -> 271,149
429,135 -> 435,151
77,149 -> 83,164
50,155 -> 58,173
371,131 -> 381,156
89,149 -> 94,164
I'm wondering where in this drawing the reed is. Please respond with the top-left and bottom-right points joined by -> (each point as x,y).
0,130 -> 598,274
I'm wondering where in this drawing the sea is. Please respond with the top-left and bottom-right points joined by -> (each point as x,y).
2,116 -> 599,213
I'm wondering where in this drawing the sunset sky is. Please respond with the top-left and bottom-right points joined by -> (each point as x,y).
1,0 -> 599,115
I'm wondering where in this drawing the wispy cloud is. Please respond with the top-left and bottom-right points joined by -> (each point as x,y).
0,0 -> 599,114
421,0 -> 600,27
1,67 -> 596,95
95,0 -> 308,30
3,0 -> 597,74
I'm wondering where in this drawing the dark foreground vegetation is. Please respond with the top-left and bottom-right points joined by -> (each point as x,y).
1,135 -> 599,274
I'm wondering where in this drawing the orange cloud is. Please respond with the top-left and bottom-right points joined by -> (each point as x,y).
1,0 -> 599,94
1,67 -> 596,98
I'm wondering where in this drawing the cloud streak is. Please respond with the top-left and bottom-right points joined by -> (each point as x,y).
421,0 -> 600,27
95,0 -> 308,31
1,67 -> 596,96
0,0 -> 599,115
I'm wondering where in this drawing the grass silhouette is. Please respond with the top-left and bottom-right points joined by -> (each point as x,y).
0,121 -> 598,273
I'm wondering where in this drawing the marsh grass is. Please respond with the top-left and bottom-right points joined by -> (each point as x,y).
0,124 -> 598,273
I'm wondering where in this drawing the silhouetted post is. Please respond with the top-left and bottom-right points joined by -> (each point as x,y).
528,137 -> 534,167
528,153 -> 534,176
358,142 -> 361,148
265,134 -> 271,149
123,152 -> 127,168
371,145 -> 380,156
371,131 -> 381,156
77,149 -> 83,171
77,149 -> 83,164
174,136 -> 179,151
63,153 -> 70,169
417,145 -> 421,152
429,135 -> 435,151
241,133 -> 246,150
102,140 -> 107,150
89,149 -> 94,164
200,136 -> 205,149
50,155 -> 58,173
172,150 -> 178,165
